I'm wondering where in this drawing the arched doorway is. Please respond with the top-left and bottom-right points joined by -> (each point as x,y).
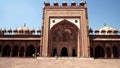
26,45 -> 35,57
95,46 -> 104,58
19,47 -> 24,57
90,47 -> 93,57
61,47 -> 68,56
12,46 -> 19,57
113,46 -> 119,58
2,45 -> 11,56
53,48 -> 57,57
72,49 -> 76,57
106,47 -> 111,58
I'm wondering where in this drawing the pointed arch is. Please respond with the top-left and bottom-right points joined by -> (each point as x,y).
53,48 -> 57,57
26,45 -> 35,57
72,49 -> 76,57
90,47 -> 93,57
95,46 -> 104,58
2,45 -> 11,56
61,47 -> 68,56
113,46 -> 119,58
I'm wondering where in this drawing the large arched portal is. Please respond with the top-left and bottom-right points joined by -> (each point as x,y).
2,45 -> 11,57
95,46 -> 104,58
26,45 -> 35,57
50,19 -> 78,57
61,47 -> 68,56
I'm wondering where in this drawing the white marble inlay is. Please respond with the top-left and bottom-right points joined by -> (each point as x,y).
50,18 -> 80,29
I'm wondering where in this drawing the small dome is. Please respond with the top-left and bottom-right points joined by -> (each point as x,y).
16,24 -> 29,31
13,28 -> 18,33
99,25 -> 117,32
63,0 -> 67,3
37,27 -> 41,33
2,28 -> 6,32
53,0 -> 59,6
8,27 -> 12,33
89,28 -> 93,33
71,0 -> 76,6
95,29 -> 99,33
96,24 -> 118,35
62,0 -> 67,6
79,0 -> 85,6
31,27 -> 35,33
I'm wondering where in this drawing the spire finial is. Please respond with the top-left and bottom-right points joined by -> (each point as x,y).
24,23 -> 26,27
104,24 -> 107,26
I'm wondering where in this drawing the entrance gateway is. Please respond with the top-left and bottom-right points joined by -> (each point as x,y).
42,1 -> 90,57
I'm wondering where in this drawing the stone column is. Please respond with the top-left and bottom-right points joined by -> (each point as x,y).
17,46 -> 20,57
35,46 -> 37,57
111,46 -> 114,58
24,46 -> 26,57
10,46 -> 12,57
104,47 -> 107,58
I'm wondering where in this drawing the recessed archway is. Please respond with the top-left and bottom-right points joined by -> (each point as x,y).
113,46 -> 119,58
12,46 -> 19,57
2,45 -> 11,57
95,46 -> 104,58
26,45 -> 35,57
90,47 -> 93,57
72,49 -> 76,57
53,48 -> 57,57
61,47 -> 68,57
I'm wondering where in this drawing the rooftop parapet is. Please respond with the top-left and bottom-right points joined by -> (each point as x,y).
44,0 -> 87,8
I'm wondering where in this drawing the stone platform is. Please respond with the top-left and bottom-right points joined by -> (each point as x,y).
0,57 -> 120,68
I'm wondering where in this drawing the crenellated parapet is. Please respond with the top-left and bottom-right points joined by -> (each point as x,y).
89,25 -> 120,35
44,0 -> 87,9
0,25 -> 41,35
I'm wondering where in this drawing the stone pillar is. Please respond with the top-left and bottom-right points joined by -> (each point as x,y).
111,46 -> 114,58
10,46 -> 12,57
35,46 -> 37,57
104,46 -> 107,58
0,46 -> 3,57
93,47 -> 95,58
17,46 -> 20,57
24,46 -> 26,57
57,47 -> 61,57
68,45 -> 72,56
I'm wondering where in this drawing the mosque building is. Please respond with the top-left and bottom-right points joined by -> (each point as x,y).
0,0 -> 120,58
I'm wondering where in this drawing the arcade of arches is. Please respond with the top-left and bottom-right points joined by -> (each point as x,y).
0,42 -> 41,57
90,43 -> 120,58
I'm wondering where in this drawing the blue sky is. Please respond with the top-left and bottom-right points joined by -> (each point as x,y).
0,0 -> 120,31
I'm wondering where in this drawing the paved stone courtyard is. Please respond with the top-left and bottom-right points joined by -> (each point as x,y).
0,57 -> 120,68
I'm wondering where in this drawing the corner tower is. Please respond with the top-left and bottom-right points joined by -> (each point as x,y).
42,0 -> 90,57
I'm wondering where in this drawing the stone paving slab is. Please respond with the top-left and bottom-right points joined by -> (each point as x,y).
0,57 -> 120,68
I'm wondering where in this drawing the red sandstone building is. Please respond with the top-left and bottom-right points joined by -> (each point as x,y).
0,1 -> 120,58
